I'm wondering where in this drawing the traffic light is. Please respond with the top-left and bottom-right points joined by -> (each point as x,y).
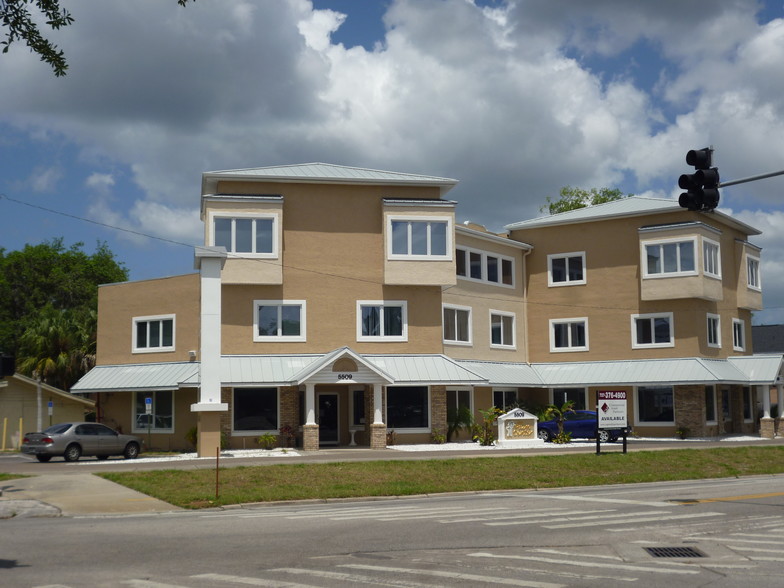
678,147 -> 720,211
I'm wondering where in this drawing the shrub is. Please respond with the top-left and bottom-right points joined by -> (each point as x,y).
256,433 -> 277,450
431,429 -> 446,444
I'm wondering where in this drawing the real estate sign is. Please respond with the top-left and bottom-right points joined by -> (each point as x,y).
597,390 -> 627,429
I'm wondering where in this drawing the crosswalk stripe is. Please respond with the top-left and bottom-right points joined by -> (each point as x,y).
530,494 -> 673,507
270,567 -> 452,587
468,552 -> 699,575
121,581 -> 191,588
338,564 -> 566,588
192,573 -> 318,587
490,510 -> 664,527
543,511 -> 722,529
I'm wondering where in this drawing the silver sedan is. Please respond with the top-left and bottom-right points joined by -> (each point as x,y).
21,422 -> 143,462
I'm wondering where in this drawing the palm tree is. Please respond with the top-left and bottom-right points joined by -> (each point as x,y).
543,400 -> 576,440
16,306 -> 95,391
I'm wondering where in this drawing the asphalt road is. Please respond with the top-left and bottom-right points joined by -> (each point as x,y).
1,474 -> 783,588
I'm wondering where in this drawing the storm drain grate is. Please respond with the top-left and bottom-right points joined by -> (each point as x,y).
644,546 -> 706,558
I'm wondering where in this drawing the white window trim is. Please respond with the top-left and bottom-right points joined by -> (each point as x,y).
707,313 -> 721,349
631,312 -> 675,349
732,318 -> 746,351
356,300 -> 408,342
489,310 -> 516,349
493,388 -> 518,409
446,387 -> 474,414
456,246 -> 516,288
209,211 -> 279,258
132,314 -> 175,353
231,387 -> 280,436
131,391 -> 174,433
633,386 -> 675,427
442,304 -> 473,346
547,251 -> 586,287
253,300 -> 307,342
384,385 -> 431,433
702,238 -> 722,279
746,254 -> 761,291
549,387 -> 588,410
549,317 -> 589,352
641,237 -> 698,278
387,215 -> 453,261
705,386 -> 718,425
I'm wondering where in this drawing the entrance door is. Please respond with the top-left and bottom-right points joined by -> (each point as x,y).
318,393 -> 339,446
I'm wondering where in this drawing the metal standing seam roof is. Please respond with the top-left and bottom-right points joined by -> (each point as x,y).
71,354 -> 783,392
504,196 -> 761,236
202,163 -> 459,195
362,355 -> 487,384
70,362 -> 200,393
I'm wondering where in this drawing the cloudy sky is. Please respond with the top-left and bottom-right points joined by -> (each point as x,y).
1,0 -> 783,323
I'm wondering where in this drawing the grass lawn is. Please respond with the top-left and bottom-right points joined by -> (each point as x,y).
99,446 -> 784,509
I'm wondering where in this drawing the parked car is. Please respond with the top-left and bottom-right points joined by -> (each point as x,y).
537,410 -> 630,442
21,422 -> 143,462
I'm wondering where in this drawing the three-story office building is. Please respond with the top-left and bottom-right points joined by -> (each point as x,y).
73,163 -> 783,454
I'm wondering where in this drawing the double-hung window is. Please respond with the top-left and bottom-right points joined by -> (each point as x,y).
133,315 -> 174,353
456,248 -> 515,286
707,314 -> 721,348
733,318 -> 746,351
644,239 -> 696,276
443,305 -> 471,345
703,239 -> 721,278
493,389 -> 518,410
357,301 -> 407,341
389,217 -> 450,259
548,252 -> 586,286
747,255 -> 761,290
490,311 -> 515,348
632,313 -> 674,348
550,318 -> 588,352
213,215 -> 276,256
254,301 -> 306,342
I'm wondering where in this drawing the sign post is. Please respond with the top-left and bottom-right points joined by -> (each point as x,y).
597,391 -> 628,455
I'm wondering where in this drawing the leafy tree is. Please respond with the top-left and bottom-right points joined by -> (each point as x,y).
0,238 -> 128,361
540,186 -> 631,215
1,0 -> 191,76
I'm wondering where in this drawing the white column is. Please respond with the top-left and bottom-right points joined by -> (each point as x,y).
373,383 -> 383,424
305,383 -> 316,425
192,246 -> 228,412
761,385 -> 771,419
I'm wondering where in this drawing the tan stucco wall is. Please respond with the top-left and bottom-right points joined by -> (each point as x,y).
97,389 -> 198,452
210,182 -> 447,354
511,210 -> 758,362
96,273 -> 200,365
202,198 -> 284,285
442,232 -> 527,361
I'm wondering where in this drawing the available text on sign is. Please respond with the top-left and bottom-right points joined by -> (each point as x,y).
597,390 -> 627,429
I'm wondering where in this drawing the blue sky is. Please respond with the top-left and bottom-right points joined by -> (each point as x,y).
1,0 -> 784,323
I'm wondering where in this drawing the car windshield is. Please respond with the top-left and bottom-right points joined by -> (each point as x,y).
43,423 -> 73,434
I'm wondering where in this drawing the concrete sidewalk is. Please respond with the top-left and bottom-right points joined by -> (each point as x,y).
0,473 -> 179,518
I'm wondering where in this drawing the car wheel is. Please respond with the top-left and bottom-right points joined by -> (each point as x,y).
97,455 -> 109,460
123,442 -> 140,460
63,444 -> 82,462
597,430 -> 611,443
35,455 -> 52,463
538,428 -> 551,442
